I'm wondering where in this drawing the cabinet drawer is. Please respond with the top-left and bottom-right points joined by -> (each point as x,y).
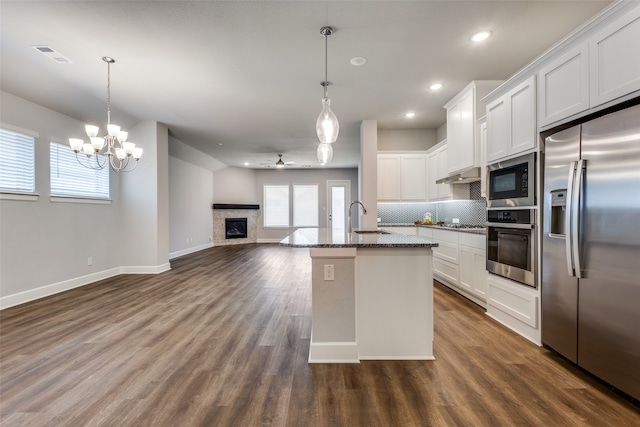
432,240 -> 458,264
432,229 -> 459,244
458,232 -> 485,250
433,258 -> 459,286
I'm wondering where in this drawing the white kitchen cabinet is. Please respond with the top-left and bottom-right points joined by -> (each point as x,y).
478,117 -> 487,198
538,43 -> 590,127
486,76 -> 537,163
427,143 -> 451,201
589,5 -> 640,107
487,274 -> 540,345
445,81 -> 502,175
377,153 -> 427,201
431,228 -> 488,307
400,154 -> 427,200
377,154 -> 401,200
458,233 -> 487,301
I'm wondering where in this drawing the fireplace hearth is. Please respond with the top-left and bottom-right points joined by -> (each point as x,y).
225,218 -> 248,239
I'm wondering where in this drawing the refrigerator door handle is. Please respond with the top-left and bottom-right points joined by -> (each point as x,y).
573,159 -> 586,279
565,161 -> 577,277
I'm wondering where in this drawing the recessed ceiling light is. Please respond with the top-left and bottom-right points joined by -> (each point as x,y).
405,112 -> 416,118
429,83 -> 443,90
244,162 -> 250,166
470,31 -> 492,43
350,57 -> 367,66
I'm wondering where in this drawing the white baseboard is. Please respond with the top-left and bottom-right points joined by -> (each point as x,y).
257,238 -> 283,244
1,263 -> 172,310
169,243 -> 214,260
308,341 -> 359,363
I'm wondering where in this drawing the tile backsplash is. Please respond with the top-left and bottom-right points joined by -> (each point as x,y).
378,182 -> 486,225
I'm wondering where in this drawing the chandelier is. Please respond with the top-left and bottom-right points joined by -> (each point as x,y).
316,26 -> 339,165
69,56 -> 142,172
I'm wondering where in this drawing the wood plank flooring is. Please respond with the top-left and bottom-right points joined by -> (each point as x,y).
1,244 -> 638,426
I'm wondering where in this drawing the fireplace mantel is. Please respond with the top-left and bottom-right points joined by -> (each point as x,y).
212,204 -> 260,210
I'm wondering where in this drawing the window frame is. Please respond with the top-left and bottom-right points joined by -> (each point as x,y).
49,140 -> 111,202
0,124 -> 38,200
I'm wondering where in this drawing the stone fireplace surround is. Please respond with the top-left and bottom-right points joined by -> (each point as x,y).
212,204 -> 260,246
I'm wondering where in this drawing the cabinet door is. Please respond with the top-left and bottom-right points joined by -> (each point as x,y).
377,154 -> 400,200
538,43 -> 589,127
447,89 -> 475,174
479,118 -> 487,197
486,97 -> 509,163
589,5 -> 640,107
458,245 -> 475,293
437,147 -> 452,199
509,76 -> 537,155
400,154 -> 427,201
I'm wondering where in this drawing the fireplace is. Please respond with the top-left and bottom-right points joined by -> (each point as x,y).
225,218 -> 248,239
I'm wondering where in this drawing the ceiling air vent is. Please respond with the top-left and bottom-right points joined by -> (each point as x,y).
31,45 -> 73,63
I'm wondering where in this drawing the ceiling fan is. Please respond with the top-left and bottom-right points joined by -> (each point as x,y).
259,154 -> 295,169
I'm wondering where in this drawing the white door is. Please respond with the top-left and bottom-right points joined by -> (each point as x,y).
327,180 -> 350,231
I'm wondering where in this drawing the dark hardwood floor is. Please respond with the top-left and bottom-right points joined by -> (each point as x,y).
1,244 -> 638,426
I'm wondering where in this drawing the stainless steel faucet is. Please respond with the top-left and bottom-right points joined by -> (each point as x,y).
348,200 -> 367,233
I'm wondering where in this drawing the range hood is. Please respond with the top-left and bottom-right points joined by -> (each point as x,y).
436,167 -> 481,185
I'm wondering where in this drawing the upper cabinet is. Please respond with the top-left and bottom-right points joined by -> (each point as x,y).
444,81 -> 502,175
377,153 -> 427,201
538,43 -> 590,127
589,5 -> 640,107
538,4 -> 640,128
485,76 -> 536,163
427,143 -> 451,201
478,117 -> 487,198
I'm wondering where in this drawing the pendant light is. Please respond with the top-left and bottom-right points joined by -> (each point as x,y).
316,26 -> 339,146
317,142 -> 333,165
69,56 -> 142,172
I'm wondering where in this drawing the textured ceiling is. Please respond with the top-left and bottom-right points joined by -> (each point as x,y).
0,1 -> 611,169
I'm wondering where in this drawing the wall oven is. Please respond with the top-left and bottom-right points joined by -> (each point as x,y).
486,209 -> 536,287
487,152 -> 535,208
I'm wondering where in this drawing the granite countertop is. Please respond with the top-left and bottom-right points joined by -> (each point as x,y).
381,223 -> 486,235
280,228 -> 439,248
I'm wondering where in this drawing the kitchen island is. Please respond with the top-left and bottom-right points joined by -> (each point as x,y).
280,228 -> 438,363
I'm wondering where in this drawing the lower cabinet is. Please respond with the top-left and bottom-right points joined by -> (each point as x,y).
430,229 -> 487,307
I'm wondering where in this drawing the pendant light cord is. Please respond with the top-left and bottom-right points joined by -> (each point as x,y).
107,61 -> 112,126
324,33 -> 328,99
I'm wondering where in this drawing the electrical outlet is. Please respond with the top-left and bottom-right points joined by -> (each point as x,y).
452,218 -> 460,224
88,257 -> 93,266
324,264 -> 335,281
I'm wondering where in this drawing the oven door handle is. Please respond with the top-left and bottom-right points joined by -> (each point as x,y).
486,222 -> 534,229
572,159 -> 585,279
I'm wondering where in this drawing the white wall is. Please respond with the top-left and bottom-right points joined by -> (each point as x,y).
0,92 -> 123,307
436,122 -> 447,143
213,167 -> 258,204
377,128 -> 437,151
169,156 -> 214,258
0,92 -> 179,308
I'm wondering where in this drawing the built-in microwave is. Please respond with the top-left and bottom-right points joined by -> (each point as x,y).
487,153 -> 535,208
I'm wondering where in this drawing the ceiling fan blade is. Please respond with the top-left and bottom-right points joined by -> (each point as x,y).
284,161 -> 296,165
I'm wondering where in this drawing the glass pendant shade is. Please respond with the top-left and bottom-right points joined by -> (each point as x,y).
132,147 -> 143,160
317,142 -> 333,165
85,125 -> 99,138
91,137 -> 106,151
69,138 -> 84,152
107,124 -> 121,137
82,143 -> 94,156
316,97 -> 339,144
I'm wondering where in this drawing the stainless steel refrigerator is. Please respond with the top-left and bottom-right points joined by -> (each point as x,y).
542,102 -> 640,401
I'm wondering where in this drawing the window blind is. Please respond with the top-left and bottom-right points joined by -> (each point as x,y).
293,184 -> 319,227
0,127 -> 35,193
50,141 -> 110,199
264,185 -> 289,227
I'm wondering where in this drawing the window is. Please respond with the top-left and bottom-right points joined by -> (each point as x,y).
50,141 -> 110,199
0,127 -> 35,194
263,184 -> 319,227
264,185 -> 289,227
293,184 -> 318,227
